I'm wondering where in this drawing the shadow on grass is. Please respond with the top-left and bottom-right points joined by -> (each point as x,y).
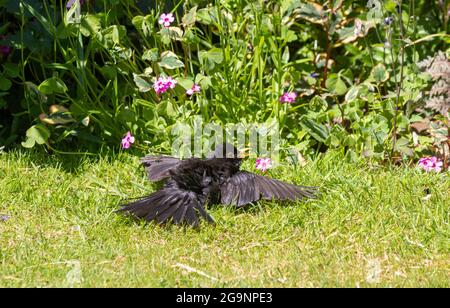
1,144 -> 148,174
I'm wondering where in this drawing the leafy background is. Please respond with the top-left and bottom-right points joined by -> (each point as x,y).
0,0 -> 449,166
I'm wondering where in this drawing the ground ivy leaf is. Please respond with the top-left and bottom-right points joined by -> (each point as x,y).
38,77 -> 68,94
142,48 -> 159,62
345,86 -> 360,102
159,51 -> 184,69
133,73 -> 153,92
371,63 -> 389,83
182,6 -> 197,27
0,76 -> 12,91
325,75 -> 347,96
80,14 -> 101,37
177,78 -> 194,90
22,124 -> 50,148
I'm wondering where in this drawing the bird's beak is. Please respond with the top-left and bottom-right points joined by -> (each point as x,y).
238,147 -> 251,158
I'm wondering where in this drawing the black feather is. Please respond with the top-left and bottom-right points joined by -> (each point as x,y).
140,156 -> 180,181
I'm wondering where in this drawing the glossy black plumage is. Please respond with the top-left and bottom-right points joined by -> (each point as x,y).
118,144 -> 317,226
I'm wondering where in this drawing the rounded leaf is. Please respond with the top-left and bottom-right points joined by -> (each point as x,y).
325,75 -> 347,96
371,63 -> 389,83
133,73 -> 153,92
159,51 -> 185,69
0,76 -> 12,91
21,124 -> 50,148
38,77 -> 68,94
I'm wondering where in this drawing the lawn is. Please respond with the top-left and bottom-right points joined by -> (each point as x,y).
0,150 -> 448,287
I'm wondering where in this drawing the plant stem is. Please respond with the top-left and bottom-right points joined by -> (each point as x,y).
322,22 -> 331,88
392,1 -> 406,156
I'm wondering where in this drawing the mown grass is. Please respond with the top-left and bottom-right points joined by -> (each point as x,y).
0,150 -> 448,287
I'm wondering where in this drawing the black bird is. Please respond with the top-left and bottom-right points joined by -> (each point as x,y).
118,143 -> 317,226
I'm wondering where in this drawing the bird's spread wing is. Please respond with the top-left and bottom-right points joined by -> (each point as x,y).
140,156 -> 180,181
118,188 -> 214,227
220,171 -> 318,207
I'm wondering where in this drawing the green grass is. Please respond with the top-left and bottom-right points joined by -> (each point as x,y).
0,150 -> 448,287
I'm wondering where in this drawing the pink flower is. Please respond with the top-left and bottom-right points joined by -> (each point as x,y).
165,76 -> 177,89
153,76 -> 177,95
153,77 -> 168,94
0,36 -> 11,57
159,13 -> 175,28
279,92 -> 297,103
0,45 -> 11,57
186,83 -> 201,96
255,158 -> 272,172
418,156 -> 443,172
66,0 -> 85,9
121,131 -> 135,149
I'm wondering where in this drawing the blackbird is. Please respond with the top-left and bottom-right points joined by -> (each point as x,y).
118,143 -> 317,226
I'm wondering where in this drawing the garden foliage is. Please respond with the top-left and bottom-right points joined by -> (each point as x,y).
0,0 -> 449,165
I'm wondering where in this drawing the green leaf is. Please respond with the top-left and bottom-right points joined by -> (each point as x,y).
99,25 -> 126,47
99,65 -> 117,80
366,0 -> 383,21
199,48 -> 224,71
298,2 -> 325,25
134,98 -> 155,108
160,27 -> 184,44
281,0 -> 303,16
3,63 -> 19,78
281,46 -> 290,64
300,117 -> 329,143
143,107 -> 157,122
80,14 -> 101,37
142,48 -> 159,62
195,74 -> 212,90
205,48 -> 223,63
183,28 -> 199,44
143,67 -> 153,76
0,76 -> 12,91
21,137 -> 36,148
177,78 -> 194,90
182,6 -> 197,27
159,51 -> 185,69
196,7 -> 215,25
345,86 -> 360,102
25,81 -> 48,105
22,2 -> 56,36
281,27 -> 297,43
325,75 -> 347,96
38,77 -> 68,94
21,124 -> 50,148
118,109 -> 136,123
157,100 -> 176,117
371,63 -> 389,83
309,96 -> 328,111
132,15 -> 154,37
112,26 -> 120,44
132,15 -> 144,29
395,137 -> 413,156
133,73 -> 153,92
